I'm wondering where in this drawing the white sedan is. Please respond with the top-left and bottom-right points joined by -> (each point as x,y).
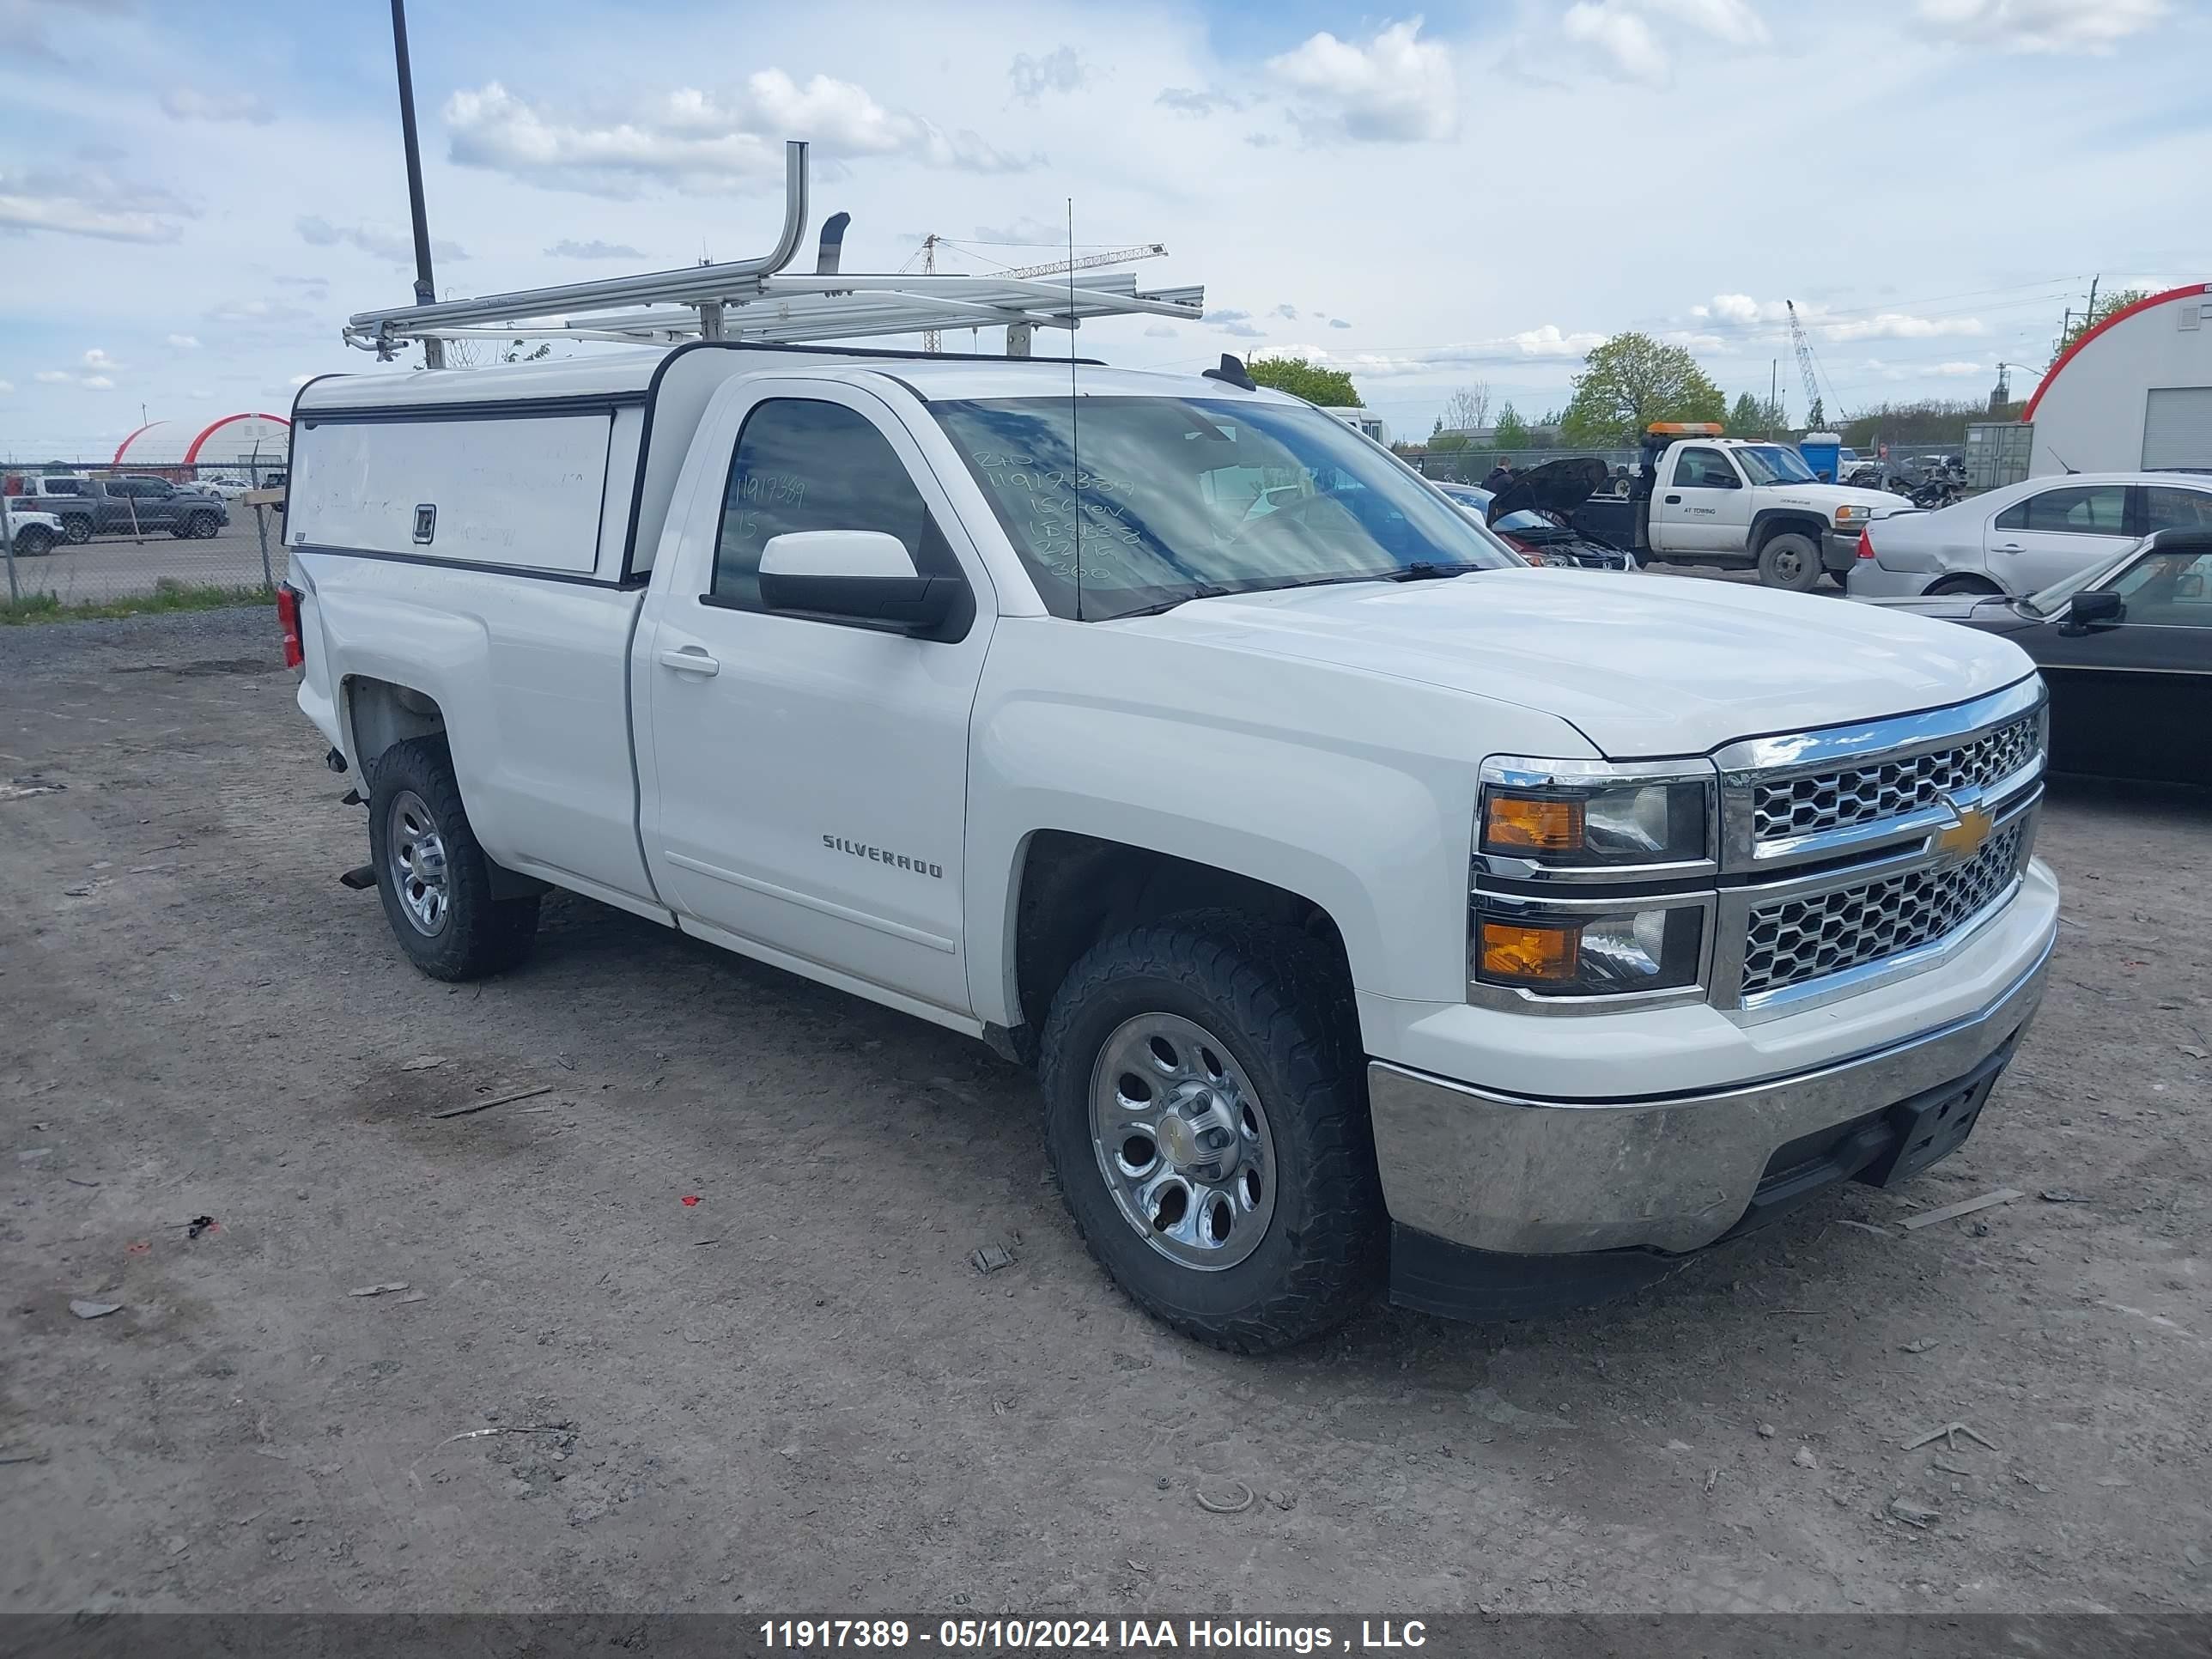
1849,471 -> 2212,600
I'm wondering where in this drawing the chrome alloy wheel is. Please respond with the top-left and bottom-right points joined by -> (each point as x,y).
1088,1012 -> 1277,1271
386,788 -> 451,936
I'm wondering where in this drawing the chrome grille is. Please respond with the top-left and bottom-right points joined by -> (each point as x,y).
1741,822 -> 2028,998
1752,714 -> 2039,843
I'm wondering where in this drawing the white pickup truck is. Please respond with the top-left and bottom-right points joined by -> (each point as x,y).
279,345 -> 2059,1349
1574,423 -> 1912,589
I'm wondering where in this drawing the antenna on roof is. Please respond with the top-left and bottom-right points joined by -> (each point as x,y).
1068,197 -> 1083,623
1202,353 -> 1256,391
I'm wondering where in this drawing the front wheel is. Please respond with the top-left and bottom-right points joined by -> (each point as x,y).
1039,912 -> 1385,1352
189,512 -> 220,538
13,526 -> 53,557
1756,531 -> 1822,592
366,736 -> 539,981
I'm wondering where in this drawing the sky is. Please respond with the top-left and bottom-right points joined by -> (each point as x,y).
3,0 -> 2209,459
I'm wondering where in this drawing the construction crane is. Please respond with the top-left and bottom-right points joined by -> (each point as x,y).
917,236 -> 1167,351
1784,301 -> 1826,430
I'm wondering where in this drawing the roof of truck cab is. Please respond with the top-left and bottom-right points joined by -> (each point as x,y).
292,346 -> 1304,416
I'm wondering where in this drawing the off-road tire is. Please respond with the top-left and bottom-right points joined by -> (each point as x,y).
1039,910 -> 1386,1352
1756,530 -> 1822,592
187,512 -> 219,538
59,514 -> 92,545
366,735 -> 539,981
13,526 -> 53,557
1927,574 -> 2002,598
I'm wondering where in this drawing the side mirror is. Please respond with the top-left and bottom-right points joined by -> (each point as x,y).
2061,588 -> 2124,633
757,530 -> 959,634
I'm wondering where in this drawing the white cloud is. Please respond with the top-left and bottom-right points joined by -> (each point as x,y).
0,380 -> 13,395
1694,293 -> 1988,343
81,374 -> 115,389
298,215 -> 467,265
1145,323 -> 1179,337
445,76 -> 1036,198
1155,87 -> 1246,116
1565,0 -> 1771,87
0,163 -> 187,243
1266,19 -> 1458,143
1564,3 -> 1671,84
161,87 -> 273,124
34,371 -> 71,384
545,239 -> 644,259
82,348 -> 122,371
1206,307 -> 1266,339
1329,318 -> 1353,329
1009,47 -> 1090,104
1915,0 -> 2170,52
167,333 -> 201,348
1267,325 -> 1609,379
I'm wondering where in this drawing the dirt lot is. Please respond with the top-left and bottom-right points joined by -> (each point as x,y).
3,605 -> 2209,1618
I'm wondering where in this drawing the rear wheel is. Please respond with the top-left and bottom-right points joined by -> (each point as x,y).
1756,531 -> 1822,592
366,736 -> 539,981
1039,911 -> 1385,1352
1927,573 -> 2002,597
189,512 -> 219,538
60,514 -> 92,545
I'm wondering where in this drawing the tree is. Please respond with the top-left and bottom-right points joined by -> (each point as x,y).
2052,288 -> 2148,363
1558,332 -> 1727,446
1441,383 -> 1491,435
1246,355 -> 1361,407
1492,403 -> 1531,450
1727,392 -> 1765,436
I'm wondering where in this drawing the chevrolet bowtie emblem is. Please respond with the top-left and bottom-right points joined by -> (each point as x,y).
1934,794 -> 1995,859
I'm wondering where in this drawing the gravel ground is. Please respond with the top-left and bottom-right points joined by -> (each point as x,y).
3,605 -> 2209,1618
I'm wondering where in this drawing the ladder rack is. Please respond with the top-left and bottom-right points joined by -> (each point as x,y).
343,142 -> 1203,358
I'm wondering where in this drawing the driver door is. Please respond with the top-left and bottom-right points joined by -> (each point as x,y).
1656,446 -> 1749,555
636,381 -> 995,1018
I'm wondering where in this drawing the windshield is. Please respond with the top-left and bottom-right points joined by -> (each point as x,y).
932,396 -> 1519,620
2023,538 -> 2149,617
1734,444 -> 1818,485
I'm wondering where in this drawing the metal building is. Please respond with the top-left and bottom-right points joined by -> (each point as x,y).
2022,283 -> 2212,477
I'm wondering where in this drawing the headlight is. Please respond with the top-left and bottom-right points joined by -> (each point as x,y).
1480,762 -> 1714,869
1472,899 -> 1706,997
1833,503 -> 1873,526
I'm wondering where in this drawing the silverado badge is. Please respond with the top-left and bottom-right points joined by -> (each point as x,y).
1934,794 -> 1995,860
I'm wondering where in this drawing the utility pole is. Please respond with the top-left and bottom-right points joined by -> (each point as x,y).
921,234 -> 940,355
389,0 -> 444,368
1769,359 -> 1778,438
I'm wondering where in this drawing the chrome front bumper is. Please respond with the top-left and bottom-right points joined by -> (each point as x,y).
1368,927 -> 2054,1256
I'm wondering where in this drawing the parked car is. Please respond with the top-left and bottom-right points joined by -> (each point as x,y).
2,503 -> 64,557
1468,459 -> 1634,569
1849,472 -> 2212,601
17,475 -> 229,542
191,474 -> 253,500
1571,424 -> 1912,589
279,347 -> 2058,1348
1881,529 -> 2210,788
1434,480 -> 1624,569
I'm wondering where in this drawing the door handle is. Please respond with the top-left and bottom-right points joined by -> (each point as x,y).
658,647 -> 720,678
1664,494 -> 1681,505
1996,543 -> 2022,553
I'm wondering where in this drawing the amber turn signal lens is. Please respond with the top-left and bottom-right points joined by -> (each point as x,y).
1485,794 -> 1584,853
1478,920 -> 1581,983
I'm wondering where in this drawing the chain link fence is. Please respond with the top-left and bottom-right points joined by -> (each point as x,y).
3,462 -> 288,611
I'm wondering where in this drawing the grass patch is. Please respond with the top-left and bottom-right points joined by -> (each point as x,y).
2,579 -> 274,626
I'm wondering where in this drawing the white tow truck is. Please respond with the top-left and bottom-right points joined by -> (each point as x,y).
278,153 -> 2059,1347
1574,422 -> 1913,589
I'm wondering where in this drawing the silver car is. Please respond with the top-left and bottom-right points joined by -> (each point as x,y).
1849,471 -> 2212,600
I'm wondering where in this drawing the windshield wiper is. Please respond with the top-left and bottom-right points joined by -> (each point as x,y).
1388,561 -> 1491,582
1109,583 -> 1234,619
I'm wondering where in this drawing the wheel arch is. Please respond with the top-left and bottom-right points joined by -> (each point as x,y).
343,675 -> 448,778
1749,508 -> 1827,552
998,830 -> 1358,1062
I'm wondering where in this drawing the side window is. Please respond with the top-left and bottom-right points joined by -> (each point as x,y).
1994,499 -> 2029,532
2023,484 -> 2125,534
1673,447 -> 1733,489
2144,486 -> 2212,534
2112,550 -> 2212,627
709,399 -> 944,612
